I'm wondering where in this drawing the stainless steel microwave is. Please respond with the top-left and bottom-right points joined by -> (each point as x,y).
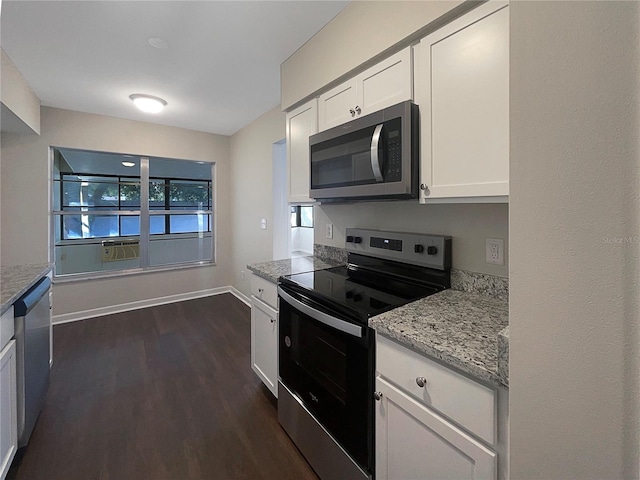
309,101 -> 418,202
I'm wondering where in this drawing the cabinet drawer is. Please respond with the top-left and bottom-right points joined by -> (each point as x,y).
250,275 -> 278,310
377,334 -> 496,445
0,307 -> 14,352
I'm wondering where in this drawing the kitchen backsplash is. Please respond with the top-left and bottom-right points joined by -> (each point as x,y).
313,243 -> 509,301
450,269 -> 509,301
314,201 -> 509,278
313,244 -> 347,264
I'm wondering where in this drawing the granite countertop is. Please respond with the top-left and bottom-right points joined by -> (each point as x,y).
1,263 -> 53,315
247,256 -> 340,283
370,289 -> 509,388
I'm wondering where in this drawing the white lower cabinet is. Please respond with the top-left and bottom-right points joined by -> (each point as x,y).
376,377 -> 495,480
376,334 -> 502,480
250,274 -> 278,397
0,340 -> 17,480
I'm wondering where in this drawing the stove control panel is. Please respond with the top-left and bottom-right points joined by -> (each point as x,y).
345,228 -> 451,270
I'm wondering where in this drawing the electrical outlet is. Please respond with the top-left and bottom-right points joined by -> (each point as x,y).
260,218 -> 267,230
326,223 -> 333,239
486,238 -> 505,265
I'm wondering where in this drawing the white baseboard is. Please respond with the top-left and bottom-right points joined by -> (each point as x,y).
228,287 -> 251,307
52,286 -> 246,325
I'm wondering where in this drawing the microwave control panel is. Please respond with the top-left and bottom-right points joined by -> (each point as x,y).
384,120 -> 402,182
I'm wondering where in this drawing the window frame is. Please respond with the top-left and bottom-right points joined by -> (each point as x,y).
290,205 -> 314,228
50,147 -> 216,281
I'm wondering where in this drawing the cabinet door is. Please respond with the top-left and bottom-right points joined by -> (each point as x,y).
251,296 -> 278,397
357,47 -> 412,116
286,99 -> 317,203
0,340 -> 17,480
376,377 -> 496,480
416,2 -> 509,201
318,80 -> 357,132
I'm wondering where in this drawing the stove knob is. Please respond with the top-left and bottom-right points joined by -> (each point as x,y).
353,293 -> 363,302
346,235 -> 354,243
427,246 -> 438,255
354,236 -> 362,244
414,244 -> 424,254
346,290 -> 354,299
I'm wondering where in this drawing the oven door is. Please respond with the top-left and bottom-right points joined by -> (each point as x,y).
278,285 -> 373,473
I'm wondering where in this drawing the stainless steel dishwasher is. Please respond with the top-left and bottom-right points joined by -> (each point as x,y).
13,276 -> 51,447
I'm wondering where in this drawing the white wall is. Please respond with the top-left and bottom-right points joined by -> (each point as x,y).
509,2 -> 639,478
291,226 -> 313,255
1,106 -> 231,316
316,202 -> 509,277
272,141 -> 290,260
281,0 -> 468,110
0,48 -> 40,134
229,106 -> 286,298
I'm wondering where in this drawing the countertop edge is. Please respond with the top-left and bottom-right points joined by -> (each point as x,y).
372,325 -> 506,389
1,263 -> 53,316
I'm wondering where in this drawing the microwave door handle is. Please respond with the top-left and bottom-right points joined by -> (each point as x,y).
370,124 -> 384,182
278,286 -> 363,338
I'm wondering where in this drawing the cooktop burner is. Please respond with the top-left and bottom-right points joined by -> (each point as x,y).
282,265 -> 441,318
280,228 -> 452,322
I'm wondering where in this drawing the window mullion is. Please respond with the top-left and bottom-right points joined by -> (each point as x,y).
139,158 -> 150,268
165,180 -> 171,234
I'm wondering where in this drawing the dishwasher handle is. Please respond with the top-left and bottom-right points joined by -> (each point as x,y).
14,277 -> 51,317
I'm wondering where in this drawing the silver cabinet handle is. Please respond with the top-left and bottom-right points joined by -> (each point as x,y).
370,124 -> 384,183
420,183 -> 428,191
258,288 -> 264,293
270,318 -> 275,324
349,108 -> 356,116
278,286 -> 363,338
416,377 -> 427,388
355,106 -> 361,114
374,391 -> 383,401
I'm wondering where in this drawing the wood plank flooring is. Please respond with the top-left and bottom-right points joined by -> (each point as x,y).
8,293 -> 318,480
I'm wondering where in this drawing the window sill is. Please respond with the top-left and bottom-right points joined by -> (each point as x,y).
52,260 -> 216,284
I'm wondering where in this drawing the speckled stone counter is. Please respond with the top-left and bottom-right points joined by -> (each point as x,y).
247,256 -> 340,283
497,326 -> 509,386
1,263 -> 53,315
370,289 -> 509,388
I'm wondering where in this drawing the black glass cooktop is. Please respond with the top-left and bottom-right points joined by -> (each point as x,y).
280,264 -> 442,320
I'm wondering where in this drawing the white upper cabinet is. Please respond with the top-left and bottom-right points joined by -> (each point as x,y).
286,98 -> 318,204
415,2 -> 509,202
318,47 -> 413,132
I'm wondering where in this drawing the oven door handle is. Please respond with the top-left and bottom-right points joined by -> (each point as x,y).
278,286 -> 363,338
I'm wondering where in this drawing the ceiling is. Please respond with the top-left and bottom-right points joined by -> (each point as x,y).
1,1 -> 348,136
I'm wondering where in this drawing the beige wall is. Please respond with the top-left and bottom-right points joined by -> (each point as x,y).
229,106 -> 286,298
1,106 -> 231,316
509,2 -> 639,478
316,202 -> 509,277
281,0 -> 468,110
1,48 -> 40,134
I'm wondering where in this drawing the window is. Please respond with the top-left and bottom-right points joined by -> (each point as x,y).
290,205 -> 313,228
52,148 -> 214,277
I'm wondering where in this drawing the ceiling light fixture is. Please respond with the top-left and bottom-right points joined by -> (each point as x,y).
121,161 -> 136,167
129,94 -> 167,114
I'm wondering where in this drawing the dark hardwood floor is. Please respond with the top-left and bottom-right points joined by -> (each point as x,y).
8,293 -> 318,480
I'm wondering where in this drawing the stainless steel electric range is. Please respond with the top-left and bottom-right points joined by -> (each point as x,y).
277,228 -> 452,480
